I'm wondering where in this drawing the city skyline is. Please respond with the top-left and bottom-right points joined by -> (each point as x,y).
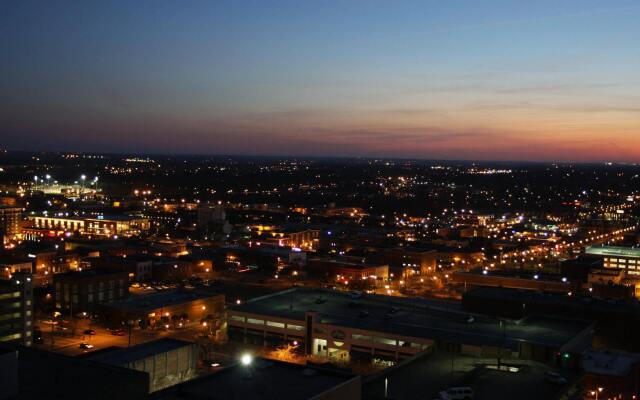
2,0 -> 640,162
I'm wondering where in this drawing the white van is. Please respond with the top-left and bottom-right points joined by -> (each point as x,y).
438,387 -> 474,400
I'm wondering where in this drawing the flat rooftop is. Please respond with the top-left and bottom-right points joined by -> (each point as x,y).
54,268 -> 127,279
88,338 -> 193,366
105,289 -> 221,313
156,358 -> 358,400
364,352 -> 576,400
230,288 -> 591,350
85,214 -> 145,222
583,348 -> 640,377
586,246 -> 640,258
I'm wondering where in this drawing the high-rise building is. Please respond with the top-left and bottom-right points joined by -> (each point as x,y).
0,272 -> 33,346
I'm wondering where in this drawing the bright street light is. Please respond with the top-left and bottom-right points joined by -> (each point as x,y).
240,353 -> 253,366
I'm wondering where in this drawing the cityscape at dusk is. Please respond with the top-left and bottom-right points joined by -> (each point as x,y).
2,1 -> 640,161
1,1 -> 640,400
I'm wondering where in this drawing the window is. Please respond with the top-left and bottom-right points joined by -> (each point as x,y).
352,334 -> 372,341
266,321 -> 285,328
0,313 -> 20,322
287,324 -> 304,331
230,315 -> 245,322
374,337 -> 397,346
247,318 -> 264,325
0,292 -> 20,300
0,333 -> 22,342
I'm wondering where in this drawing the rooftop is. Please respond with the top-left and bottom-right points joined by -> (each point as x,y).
88,338 -> 193,366
104,289 -> 221,313
54,268 -> 127,279
230,288 -> 591,350
156,357 -> 358,400
583,348 -> 640,377
586,246 -> 640,258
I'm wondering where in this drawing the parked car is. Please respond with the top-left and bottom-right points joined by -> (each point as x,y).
544,371 -> 567,385
438,387 -> 474,400
79,343 -> 94,349
83,329 -> 96,335
109,328 -> 125,336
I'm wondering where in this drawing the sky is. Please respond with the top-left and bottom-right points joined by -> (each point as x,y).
1,0 -> 639,162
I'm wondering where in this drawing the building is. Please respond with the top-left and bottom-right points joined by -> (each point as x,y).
586,246 -> 640,277
385,247 -> 437,276
228,288 -> 593,366
53,268 -> 129,313
157,356 -> 361,400
87,338 -> 198,393
0,273 -> 33,346
0,348 -> 18,399
461,286 -> 640,351
0,206 -> 21,243
285,228 -> 320,250
582,348 -> 640,400
196,203 -> 226,229
84,215 -> 150,236
307,257 -> 389,281
28,214 -> 150,237
0,257 -> 32,280
9,345 -> 149,399
101,289 -> 225,335
451,269 -> 580,294
92,255 -> 154,282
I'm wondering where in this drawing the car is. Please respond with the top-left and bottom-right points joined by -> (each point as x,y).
544,371 -> 567,385
109,328 -> 125,336
438,387 -> 474,400
79,343 -> 94,349
83,329 -> 96,335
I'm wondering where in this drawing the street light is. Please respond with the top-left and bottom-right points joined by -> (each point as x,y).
241,353 -> 253,366
590,387 -> 603,400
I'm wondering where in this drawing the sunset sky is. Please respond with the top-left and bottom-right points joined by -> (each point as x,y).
1,0 -> 639,161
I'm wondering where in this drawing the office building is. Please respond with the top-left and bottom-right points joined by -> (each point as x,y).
586,246 -> 640,276
0,273 -> 33,346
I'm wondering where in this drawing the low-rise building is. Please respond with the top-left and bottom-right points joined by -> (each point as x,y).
307,257 -> 389,281
53,268 -> 129,313
87,338 -> 198,393
586,246 -> 640,277
583,348 -> 640,400
156,356 -> 361,400
28,214 -> 149,237
101,289 -> 225,336
228,288 -> 592,366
